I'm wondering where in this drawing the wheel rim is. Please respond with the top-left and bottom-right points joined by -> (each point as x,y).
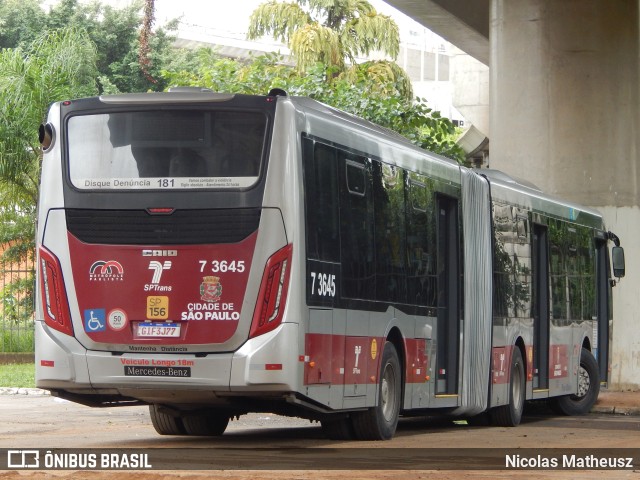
576,365 -> 590,398
381,362 -> 397,422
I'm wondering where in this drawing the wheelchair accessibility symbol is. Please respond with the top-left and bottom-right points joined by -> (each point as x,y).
84,309 -> 106,332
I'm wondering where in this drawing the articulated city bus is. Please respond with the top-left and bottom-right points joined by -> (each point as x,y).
35,88 -> 625,440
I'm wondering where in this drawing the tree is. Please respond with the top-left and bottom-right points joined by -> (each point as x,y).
247,0 -> 411,97
0,27 -> 98,206
47,0 -> 176,93
0,0 -> 47,49
138,0 -> 156,83
0,27 -> 99,322
0,0 -> 178,94
92,0 -> 178,93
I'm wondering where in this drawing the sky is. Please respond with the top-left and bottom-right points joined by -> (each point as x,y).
154,0 -> 264,34
152,0 -> 415,29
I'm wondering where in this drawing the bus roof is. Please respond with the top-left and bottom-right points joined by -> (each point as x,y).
287,95 -> 462,185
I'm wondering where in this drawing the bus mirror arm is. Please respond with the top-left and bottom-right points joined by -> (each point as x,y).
606,231 -> 621,247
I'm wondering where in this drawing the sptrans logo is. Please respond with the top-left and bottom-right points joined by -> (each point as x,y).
145,261 -> 172,292
89,260 -> 124,282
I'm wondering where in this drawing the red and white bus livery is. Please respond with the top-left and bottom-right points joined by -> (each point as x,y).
35,88 -> 625,440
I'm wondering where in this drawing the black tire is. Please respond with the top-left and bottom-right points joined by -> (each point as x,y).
149,404 -> 186,435
320,416 -> 356,440
550,348 -> 600,416
491,347 -> 525,427
351,342 -> 402,440
467,412 -> 491,426
182,411 -> 230,436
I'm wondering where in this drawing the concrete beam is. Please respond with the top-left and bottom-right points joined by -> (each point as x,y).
384,0 -> 491,65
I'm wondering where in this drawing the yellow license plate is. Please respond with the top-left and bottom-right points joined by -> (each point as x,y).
146,296 -> 169,320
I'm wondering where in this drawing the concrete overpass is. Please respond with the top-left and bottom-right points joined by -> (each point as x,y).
385,0 -> 639,390
385,0 -> 490,65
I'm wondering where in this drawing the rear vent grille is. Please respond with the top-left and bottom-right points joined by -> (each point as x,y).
66,208 -> 261,245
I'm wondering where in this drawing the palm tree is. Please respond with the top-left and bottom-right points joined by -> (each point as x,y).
247,0 -> 410,96
0,28 -> 97,207
0,27 -> 98,322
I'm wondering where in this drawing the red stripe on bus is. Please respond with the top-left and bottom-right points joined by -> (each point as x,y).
304,333 -> 428,386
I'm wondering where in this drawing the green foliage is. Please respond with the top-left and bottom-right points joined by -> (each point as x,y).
248,1 -> 311,44
0,0 -> 48,48
1,275 -> 34,323
0,204 -> 35,326
162,51 -> 464,161
0,212 -> 34,264
0,0 -> 178,94
0,27 -> 98,210
291,23 -> 343,70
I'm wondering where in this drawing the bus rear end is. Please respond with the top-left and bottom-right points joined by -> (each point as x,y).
35,91 -> 299,433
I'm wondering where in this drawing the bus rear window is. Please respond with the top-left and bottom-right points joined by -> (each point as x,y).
67,110 -> 267,190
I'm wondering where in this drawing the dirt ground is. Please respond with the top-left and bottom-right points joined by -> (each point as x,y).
596,390 -> 640,411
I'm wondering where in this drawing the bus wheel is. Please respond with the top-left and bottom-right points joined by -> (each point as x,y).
351,341 -> 401,440
182,411 -> 230,436
149,404 -> 186,435
491,347 -> 525,427
320,416 -> 355,440
550,348 -> 600,416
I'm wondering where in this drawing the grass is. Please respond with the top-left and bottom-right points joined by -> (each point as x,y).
0,322 -> 35,353
0,363 -> 35,388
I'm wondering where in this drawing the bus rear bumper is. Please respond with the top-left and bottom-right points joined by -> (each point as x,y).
35,319 -> 92,391
35,320 -> 300,404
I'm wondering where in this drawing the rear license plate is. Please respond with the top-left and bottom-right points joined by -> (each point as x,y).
136,322 -> 180,338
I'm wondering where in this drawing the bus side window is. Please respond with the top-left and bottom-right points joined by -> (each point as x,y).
549,219 -> 567,321
492,202 -> 512,317
373,162 -> 407,304
302,139 -> 340,263
406,175 -> 437,307
339,152 -> 374,300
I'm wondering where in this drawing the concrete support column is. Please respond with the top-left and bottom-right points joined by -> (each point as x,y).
490,0 -> 640,389
450,47 -> 490,137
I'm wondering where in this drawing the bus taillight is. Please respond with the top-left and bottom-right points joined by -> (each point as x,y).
39,246 -> 73,336
249,244 -> 293,339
